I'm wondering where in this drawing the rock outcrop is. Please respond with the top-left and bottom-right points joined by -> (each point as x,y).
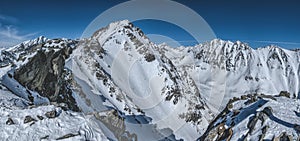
14,46 -> 79,111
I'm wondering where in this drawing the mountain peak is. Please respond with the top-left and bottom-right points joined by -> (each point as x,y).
91,20 -> 133,38
23,36 -> 49,45
6,36 -> 49,53
1,20 -> 300,140
111,19 -> 132,27
195,39 -> 251,58
89,20 -> 149,49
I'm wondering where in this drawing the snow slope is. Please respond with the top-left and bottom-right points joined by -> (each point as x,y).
200,92 -> 300,141
0,86 -> 108,141
70,20 -> 300,140
70,20 -> 213,140
158,39 -> 300,111
0,20 -> 300,140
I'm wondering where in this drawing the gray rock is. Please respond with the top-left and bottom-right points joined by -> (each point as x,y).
6,118 -> 15,125
37,115 -> 44,120
40,135 -> 49,140
247,115 -> 258,133
14,47 -> 79,111
262,106 -> 273,116
276,132 -> 293,141
24,116 -> 37,124
293,124 -> 300,133
56,133 -> 78,140
278,91 -> 290,98
144,53 -> 155,62
45,110 -> 58,118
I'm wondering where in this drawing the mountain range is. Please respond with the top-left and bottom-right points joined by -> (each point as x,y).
0,20 -> 299,141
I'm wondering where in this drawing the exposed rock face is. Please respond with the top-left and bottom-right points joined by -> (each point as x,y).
0,50 -> 15,68
274,132 -> 293,141
14,47 -> 79,111
199,93 -> 300,141
94,110 -> 137,141
2,21 -> 300,140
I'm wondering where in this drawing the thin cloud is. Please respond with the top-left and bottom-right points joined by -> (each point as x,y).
247,40 -> 300,45
0,25 -> 37,40
0,14 -> 37,48
238,40 -> 300,48
222,38 -> 300,48
0,14 -> 18,23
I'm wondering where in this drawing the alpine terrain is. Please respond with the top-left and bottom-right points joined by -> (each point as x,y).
0,20 -> 300,141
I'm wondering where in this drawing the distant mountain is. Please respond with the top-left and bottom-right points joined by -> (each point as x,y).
0,20 -> 299,140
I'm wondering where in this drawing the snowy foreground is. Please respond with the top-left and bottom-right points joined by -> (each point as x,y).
0,87 -> 107,141
200,93 -> 300,140
0,20 -> 300,140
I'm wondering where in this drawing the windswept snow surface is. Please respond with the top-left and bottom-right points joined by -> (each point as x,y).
200,94 -> 300,140
70,20 -> 300,140
1,20 -> 300,140
0,87 -> 108,141
71,20 -> 213,140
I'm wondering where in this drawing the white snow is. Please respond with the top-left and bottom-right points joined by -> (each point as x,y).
1,20 -> 300,140
0,88 -> 108,141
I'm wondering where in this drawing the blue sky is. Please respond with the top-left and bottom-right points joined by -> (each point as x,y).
0,0 -> 300,48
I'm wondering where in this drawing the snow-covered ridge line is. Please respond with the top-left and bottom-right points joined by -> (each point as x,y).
1,20 -> 300,141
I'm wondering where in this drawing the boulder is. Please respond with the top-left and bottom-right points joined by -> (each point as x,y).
6,118 -> 15,125
45,110 -> 58,118
24,116 -> 37,124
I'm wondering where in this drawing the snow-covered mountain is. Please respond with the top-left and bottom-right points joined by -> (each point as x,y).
159,39 -> 300,111
0,20 -> 300,140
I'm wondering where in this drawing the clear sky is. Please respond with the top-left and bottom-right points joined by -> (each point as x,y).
0,0 -> 300,48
